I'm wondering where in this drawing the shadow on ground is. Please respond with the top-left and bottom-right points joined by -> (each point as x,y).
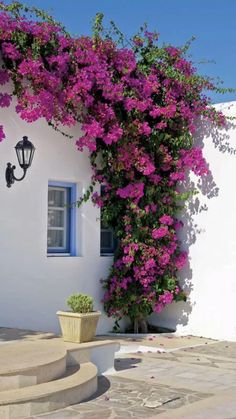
0,327 -> 56,342
114,357 -> 142,371
82,376 -> 111,401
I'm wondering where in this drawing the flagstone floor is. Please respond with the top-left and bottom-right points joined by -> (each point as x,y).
28,334 -> 236,419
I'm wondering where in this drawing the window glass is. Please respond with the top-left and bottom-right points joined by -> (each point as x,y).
48,230 -> 64,248
100,185 -> 117,255
48,189 -> 65,207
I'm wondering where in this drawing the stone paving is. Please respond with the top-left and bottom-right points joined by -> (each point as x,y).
30,376 -> 211,418
31,335 -> 236,419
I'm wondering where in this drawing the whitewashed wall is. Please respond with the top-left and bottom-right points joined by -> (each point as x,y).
1,90 -> 236,340
0,92 -> 114,334
151,101 -> 236,341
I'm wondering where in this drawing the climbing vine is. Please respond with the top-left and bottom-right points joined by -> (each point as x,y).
0,2 -> 231,331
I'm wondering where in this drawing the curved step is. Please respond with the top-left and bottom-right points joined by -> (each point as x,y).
0,362 -> 97,418
0,339 -> 66,390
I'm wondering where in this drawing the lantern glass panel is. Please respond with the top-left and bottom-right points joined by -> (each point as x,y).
29,147 -> 35,166
24,147 -> 31,165
16,147 -> 24,167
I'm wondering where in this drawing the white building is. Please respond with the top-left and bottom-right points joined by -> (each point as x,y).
0,95 -> 236,341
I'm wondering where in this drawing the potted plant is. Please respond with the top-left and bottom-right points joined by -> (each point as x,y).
57,293 -> 101,343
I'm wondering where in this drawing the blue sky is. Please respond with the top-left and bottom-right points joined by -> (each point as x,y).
8,0 -> 236,103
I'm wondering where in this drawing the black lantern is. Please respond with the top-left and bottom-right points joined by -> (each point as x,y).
5,136 -> 35,188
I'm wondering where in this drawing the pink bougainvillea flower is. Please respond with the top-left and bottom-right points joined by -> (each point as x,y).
152,226 -> 169,239
1,42 -> 21,59
0,69 -> 9,85
117,182 -> 144,202
174,251 -> 188,270
0,125 -> 6,142
0,93 -> 11,107
159,215 -> 174,226
91,192 -> 103,208
173,220 -> 183,231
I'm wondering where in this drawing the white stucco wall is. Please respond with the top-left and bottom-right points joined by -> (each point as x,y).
0,92 -> 115,334
1,87 -> 236,340
150,101 -> 236,341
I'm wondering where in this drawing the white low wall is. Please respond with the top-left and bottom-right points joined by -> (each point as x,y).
151,102 -> 236,341
1,89 -> 236,341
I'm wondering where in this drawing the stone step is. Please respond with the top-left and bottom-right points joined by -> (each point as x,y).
0,362 -> 97,419
0,339 -> 66,390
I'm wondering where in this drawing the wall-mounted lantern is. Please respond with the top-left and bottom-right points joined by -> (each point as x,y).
5,136 -> 35,188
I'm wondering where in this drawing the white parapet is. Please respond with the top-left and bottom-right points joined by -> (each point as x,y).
65,338 -> 120,375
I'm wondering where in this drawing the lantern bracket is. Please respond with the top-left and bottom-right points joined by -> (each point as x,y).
5,163 -> 27,188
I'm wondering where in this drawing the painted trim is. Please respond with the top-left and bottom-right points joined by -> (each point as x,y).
48,181 -> 77,256
48,181 -> 76,189
70,183 -> 77,256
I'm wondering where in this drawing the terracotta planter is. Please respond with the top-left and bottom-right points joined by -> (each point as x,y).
57,311 -> 101,343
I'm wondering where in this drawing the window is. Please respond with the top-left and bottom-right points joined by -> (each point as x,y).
101,220 -> 116,255
47,182 -> 76,255
100,185 -> 117,255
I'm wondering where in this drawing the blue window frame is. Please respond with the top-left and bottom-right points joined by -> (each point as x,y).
47,181 -> 76,255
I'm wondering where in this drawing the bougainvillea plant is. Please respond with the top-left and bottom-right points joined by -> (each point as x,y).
0,2 -> 232,332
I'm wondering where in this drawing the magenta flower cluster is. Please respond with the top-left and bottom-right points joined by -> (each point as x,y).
117,183 -> 144,202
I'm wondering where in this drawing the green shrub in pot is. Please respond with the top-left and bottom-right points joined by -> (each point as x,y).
67,293 -> 93,313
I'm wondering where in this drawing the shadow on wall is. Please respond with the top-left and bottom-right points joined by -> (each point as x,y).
151,116 -> 236,331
